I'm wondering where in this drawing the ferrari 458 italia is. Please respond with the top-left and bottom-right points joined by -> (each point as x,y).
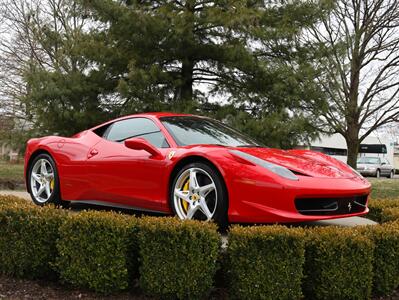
25,112 -> 371,226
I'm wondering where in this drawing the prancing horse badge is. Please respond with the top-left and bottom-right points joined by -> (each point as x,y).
168,151 -> 176,160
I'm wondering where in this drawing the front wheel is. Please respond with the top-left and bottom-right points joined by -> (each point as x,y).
389,170 -> 395,179
376,169 -> 381,178
28,153 -> 62,206
170,162 -> 228,228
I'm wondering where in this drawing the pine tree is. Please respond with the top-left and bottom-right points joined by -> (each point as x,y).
80,0 -> 329,146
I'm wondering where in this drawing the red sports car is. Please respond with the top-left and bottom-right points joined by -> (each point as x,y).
24,112 -> 370,226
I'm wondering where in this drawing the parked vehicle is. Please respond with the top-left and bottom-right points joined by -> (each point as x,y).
356,157 -> 395,178
24,113 -> 370,226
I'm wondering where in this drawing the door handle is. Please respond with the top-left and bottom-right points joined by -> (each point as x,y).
88,149 -> 98,158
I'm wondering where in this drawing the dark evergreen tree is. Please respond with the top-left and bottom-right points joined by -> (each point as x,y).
3,0 -> 330,146
79,0 -> 330,147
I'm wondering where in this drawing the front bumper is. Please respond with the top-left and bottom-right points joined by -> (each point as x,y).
358,169 -> 377,176
227,175 -> 371,223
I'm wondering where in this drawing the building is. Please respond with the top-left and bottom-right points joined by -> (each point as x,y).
0,142 -> 19,162
301,133 -> 395,166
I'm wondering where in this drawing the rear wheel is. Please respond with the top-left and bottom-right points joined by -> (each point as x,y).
170,162 -> 228,228
28,153 -> 62,206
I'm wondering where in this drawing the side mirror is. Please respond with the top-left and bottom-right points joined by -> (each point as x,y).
381,162 -> 386,165
124,138 -> 163,158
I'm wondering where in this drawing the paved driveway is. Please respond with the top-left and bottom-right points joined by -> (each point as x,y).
0,190 -> 31,200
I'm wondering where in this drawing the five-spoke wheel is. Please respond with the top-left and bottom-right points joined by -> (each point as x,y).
171,162 -> 228,227
28,153 -> 62,206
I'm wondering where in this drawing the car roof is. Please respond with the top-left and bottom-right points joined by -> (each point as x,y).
88,112 -> 196,132
127,112 -> 193,118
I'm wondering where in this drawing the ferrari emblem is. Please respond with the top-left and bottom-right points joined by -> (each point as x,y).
348,202 -> 352,212
168,151 -> 176,159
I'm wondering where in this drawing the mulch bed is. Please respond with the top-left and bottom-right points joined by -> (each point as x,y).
0,275 -> 397,299
0,276 -> 148,300
0,276 -> 229,299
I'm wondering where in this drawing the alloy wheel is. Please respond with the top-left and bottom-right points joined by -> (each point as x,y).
173,167 -> 217,221
30,158 -> 55,203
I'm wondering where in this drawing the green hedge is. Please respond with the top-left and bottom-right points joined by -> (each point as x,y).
367,198 -> 399,222
360,223 -> 399,296
227,225 -> 305,300
55,210 -> 139,294
1,195 -> 399,298
0,203 -> 67,279
138,217 -> 219,300
303,227 -> 374,300
0,194 -> 33,208
380,207 -> 399,223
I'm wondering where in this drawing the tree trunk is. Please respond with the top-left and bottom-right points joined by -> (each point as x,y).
180,58 -> 194,102
345,126 -> 360,168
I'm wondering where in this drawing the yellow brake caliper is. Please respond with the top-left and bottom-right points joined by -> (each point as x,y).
182,179 -> 190,212
50,179 -> 55,191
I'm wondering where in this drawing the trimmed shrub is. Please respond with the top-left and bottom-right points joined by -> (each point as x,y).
138,217 -> 219,300
226,225 -> 305,300
0,195 -> 33,208
55,210 -> 139,294
381,207 -> 399,223
359,223 -> 399,296
303,227 -> 374,300
367,199 -> 399,222
0,204 -> 67,279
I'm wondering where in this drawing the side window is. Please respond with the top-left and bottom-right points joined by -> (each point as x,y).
104,118 -> 169,148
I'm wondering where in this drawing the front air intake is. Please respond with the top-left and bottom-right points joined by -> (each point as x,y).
295,195 -> 367,216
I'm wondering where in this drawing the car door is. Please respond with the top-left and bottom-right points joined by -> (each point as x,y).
84,117 -> 171,212
381,158 -> 390,176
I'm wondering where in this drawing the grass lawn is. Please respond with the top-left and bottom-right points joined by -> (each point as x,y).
0,162 -> 24,187
368,177 -> 399,199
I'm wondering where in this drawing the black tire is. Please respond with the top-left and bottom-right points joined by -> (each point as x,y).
376,169 -> 381,178
170,162 -> 228,229
28,153 -> 65,207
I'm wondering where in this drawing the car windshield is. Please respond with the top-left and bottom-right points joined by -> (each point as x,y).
161,116 -> 262,147
357,157 -> 380,164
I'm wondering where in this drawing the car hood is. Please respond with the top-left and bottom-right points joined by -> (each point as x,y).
232,147 -> 355,179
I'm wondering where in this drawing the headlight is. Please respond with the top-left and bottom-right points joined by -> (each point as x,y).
230,150 -> 298,181
350,166 -> 363,178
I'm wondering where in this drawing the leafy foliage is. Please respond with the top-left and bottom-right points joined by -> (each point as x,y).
55,210 -> 139,294
0,203 -> 67,279
303,227 -> 374,300
227,225 -> 305,300
138,217 -> 219,299
367,198 -> 399,223
2,195 -> 399,298
360,223 -> 399,296
7,0 -> 330,146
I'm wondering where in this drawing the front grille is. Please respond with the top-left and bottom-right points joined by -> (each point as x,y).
295,195 -> 367,216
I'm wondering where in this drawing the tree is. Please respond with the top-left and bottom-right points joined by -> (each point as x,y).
308,0 -> 399,167
0,0 -> 110,136
0,0 -> 329,147
81,0 -> 328,147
